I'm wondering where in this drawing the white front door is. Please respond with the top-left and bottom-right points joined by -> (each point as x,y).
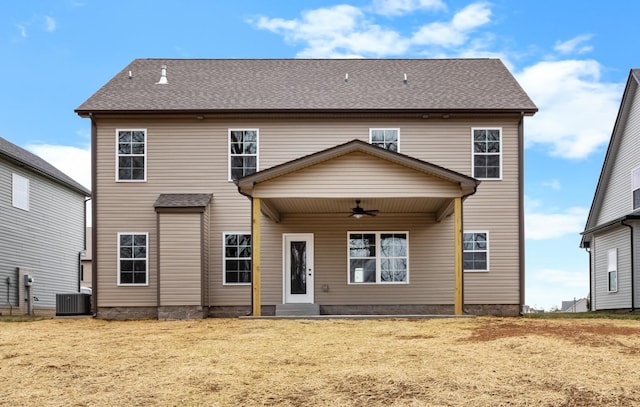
283,234 -> 314,304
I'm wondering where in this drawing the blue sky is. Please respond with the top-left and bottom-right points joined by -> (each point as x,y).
1,0 -> 637,310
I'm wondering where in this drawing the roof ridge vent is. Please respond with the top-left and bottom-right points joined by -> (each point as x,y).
156,65 -> 168,85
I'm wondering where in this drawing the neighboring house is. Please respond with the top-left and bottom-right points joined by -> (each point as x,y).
559,298 -> 588,313
75,58 -> 537,320
0,136 -> 90,315
581,69 -> 640,312
80,226 -> 92,290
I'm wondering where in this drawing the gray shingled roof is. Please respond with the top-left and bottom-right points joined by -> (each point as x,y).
76,59 -> 537,114
154,193 -> 212,209
0,136 -> 90,196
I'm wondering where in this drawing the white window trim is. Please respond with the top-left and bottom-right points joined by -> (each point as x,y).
463,230 -> 490,272
471,127 -> 503,180
369,128 -> 400,152
115,128 -> 147,182
607,248 -> 618,293
347,231 -> 409,285
11,173 -> 30,211
222,231 -> 252,286
117,232 -> 149,286
228,128 -> 259,182
632,166 -> 640,210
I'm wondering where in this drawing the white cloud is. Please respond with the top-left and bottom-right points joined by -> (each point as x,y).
252,5 -> 409,58
16,24 -> 27,38
516,60 -> 622,159
542,179 -> 561,190
26,144 -> 91,190
44,16 -> 57,32
251,2 -> 491,58
554,34 -> 593,54
525,206 -> 588,240
526,268 -> 589,310
372,0 -> 446,16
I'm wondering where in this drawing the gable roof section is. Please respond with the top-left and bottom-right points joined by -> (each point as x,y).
582,69 -> 640,240
76,58 -> 537,115
236,139 -> 479,195
0,136 -> 90,196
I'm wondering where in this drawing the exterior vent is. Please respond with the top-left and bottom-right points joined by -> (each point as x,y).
56,293 -> 91,316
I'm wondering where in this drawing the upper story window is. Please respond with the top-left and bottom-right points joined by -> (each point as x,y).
633,167 -> 640,210
223,233 -> 252,284
229,129 -> 258,181
12,173 -> 29,211
472,128 -> 501,180
348,232 -> 408,284
116,129 -> 146,181
463,231 -> 489,272
370,128 -> 399,152
118,232 -> 148,286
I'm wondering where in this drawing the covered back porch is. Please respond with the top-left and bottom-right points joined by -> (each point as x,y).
235,140 -> 479,316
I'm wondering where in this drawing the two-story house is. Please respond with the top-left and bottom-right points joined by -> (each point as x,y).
76,58 -> 537,319
0,136 -> 90,316
581,69 -> 640,311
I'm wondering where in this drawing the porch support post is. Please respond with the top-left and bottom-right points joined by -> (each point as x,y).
252,198 -> 262,316
454,197 -> 463,315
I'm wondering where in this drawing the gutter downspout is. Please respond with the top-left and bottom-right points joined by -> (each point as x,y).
236,183 -> 255,316
621,220 -> 635,312
90,113 -> 98,317
584,244 -> 593,311
518,114 -> 526,314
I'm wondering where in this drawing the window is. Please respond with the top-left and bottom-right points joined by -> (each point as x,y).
12,173 -> 29,211
633,167 -> 640,210
463,232 -> 488,271
116,129 -> 146,181
608,248 -> 617,292
348,232 -> 408,284
229,129 -> 258,180
472,128 -> 501,179
224,233 -> 252,284
370,128 -> 399,152
118,233 -> 148,285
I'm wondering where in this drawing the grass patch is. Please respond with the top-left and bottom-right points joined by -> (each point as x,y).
525,311 -> 640,320
0,314 -> 51,322
1,317 -> 639,406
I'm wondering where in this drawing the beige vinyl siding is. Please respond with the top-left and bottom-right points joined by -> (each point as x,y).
597,88 -> 640,224
159,213 -> 202,306
254,151 -> 462,199
259,213 -> 455,305
95,115 -> 522,307
593,227 -> 632,309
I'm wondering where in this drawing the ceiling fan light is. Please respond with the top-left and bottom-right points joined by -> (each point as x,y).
353,213 -> 364,219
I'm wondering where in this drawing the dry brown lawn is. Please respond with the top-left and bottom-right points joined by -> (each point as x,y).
1,316 -> 640,406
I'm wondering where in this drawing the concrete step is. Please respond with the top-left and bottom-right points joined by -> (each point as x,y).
275,303 -> 320,316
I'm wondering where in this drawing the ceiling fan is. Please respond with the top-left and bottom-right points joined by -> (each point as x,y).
350,200 -> 379,218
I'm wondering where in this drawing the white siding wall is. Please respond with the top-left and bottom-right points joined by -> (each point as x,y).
597,87 -> 640,224
95,116 -> 522,308
0,159 -> 86,309
593,227 -> 632,309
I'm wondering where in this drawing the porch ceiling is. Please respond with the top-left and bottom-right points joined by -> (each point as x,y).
259,196 -> 454,223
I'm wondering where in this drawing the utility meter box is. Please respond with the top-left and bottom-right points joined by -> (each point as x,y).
24,274 -> 34,286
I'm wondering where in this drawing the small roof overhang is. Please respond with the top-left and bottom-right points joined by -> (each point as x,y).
235,139 -> 479,222
154,193 -> 212,213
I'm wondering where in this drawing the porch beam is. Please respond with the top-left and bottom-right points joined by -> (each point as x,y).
252,198 -> 262,316
436,199 -> 454,222
260,198 -> 281,223
454,197 -> 463,315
